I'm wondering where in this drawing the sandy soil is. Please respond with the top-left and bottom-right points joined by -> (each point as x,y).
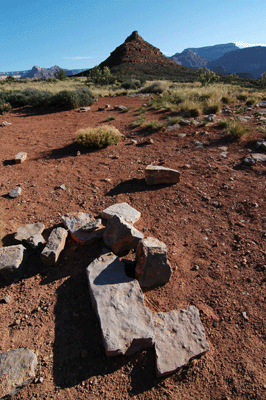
0,95 -> 266,400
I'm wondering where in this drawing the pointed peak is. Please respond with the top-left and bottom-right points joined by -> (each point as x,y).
125,30 -> 142,43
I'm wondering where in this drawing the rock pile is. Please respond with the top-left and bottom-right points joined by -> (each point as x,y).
0,200 -> 209,380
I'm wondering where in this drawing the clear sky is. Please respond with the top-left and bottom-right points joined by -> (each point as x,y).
1,0 -> 265,72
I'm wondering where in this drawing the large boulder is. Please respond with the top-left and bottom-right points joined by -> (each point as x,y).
135,237 -> 172,287
86,252 -> 155,356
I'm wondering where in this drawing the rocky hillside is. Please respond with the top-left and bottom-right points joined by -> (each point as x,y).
169,49 -> 208,69
85,31 -> 197,81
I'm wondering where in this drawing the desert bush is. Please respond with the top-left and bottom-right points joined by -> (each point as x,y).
121,79 -> 141,90
51,87 -> 94,109
75,125 -> 121,149
198,68 -> 219,86
87,66 -> 116,86
54,68 -> 66,81
0,102 -> 12,114
138,82 -> 164,94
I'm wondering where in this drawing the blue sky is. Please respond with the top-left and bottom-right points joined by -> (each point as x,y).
1,0 -> 265,72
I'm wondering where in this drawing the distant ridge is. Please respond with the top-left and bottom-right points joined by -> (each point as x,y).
206,46 -> 266,78
169,43 -> 239,70
0,66 -> 88,79
80,31 -> 197,81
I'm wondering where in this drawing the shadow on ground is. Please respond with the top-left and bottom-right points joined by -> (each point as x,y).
105,178 -> 172,196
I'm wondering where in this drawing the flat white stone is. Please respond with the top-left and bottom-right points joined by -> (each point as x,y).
0,245 -> 27,281
15,222 -> 45,242
86,252 -> 154,356
8,187 -> 22,198
101,202 -> 141,224
153,306 -> 210,377
0,348 -> 37,399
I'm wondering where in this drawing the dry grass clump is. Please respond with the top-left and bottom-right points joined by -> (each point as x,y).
75,125 -> 121,149
224,120 -> 250,141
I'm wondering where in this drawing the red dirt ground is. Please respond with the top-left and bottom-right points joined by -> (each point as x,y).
0,95 -> 266,400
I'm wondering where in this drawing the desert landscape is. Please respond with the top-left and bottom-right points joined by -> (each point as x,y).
0,80 -> 266,399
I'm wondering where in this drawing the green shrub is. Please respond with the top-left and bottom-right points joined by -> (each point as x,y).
51,87 -> 94,109
54,68 -> 66,81
198,68 -> 219,86
180,100 -> 202,117
75,125 -> 121,148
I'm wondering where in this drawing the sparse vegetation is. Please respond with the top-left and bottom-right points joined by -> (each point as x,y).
135,106 -> 147,115
104,115 -> 116,122
224,119 -> 250,141
75,125 -> 121,149
138,82 -> 165,94
132,115 -> 146,127
143,119 -> 166,131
